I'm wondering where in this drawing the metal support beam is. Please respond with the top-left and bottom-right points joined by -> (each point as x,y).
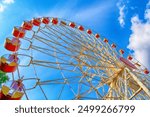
126,68 -> 150,98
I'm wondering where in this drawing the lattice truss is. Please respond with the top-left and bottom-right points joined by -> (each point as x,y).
0,17 -> 150,100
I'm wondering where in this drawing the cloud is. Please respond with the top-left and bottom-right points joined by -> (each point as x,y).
117,0 -> 129,27
0,4 -> 5,12
0,0 -> 14,12
145,1 -> 150,22
127,1 -> 150,69
2,0 -> 14,4
118,5 -> 125,27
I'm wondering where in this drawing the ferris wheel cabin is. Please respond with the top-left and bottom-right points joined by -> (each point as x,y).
4,37 -> 21,52
0,80 -> 24,100
12,27 -> 26,38
0,54 -> 19,73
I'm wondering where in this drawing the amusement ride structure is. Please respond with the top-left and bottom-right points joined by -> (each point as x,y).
0,17 -> 150,100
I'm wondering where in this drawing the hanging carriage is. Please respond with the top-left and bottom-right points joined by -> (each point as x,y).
0,80 -> 24,100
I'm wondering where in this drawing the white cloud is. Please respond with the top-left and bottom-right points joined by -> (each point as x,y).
0,0 -> 14,12
147,0 -> 150,6
117,0 -> 126,27
145,0 -> 150,22
127,1 -> 150,69
145,9 -> 150,21
2,0 -> 14,4
0,4 -> 5,12
118,5 -> 125,27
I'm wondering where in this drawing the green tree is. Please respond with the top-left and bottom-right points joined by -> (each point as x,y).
0,70 -> 9,86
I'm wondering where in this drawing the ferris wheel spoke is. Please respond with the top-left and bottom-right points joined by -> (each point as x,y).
31,45 -> 73,63
129,87 -> 142,100
33,35 -> 77,55
74,88 -> 93,99
78,32 -> 100,49
57,83 -> 66,100
83,54 -> 111,79
74,28 -> 109,54
83,77 -> 104,99
59,26 -> 94,47
31,42 -> 82,64
60,25 -> 97,47
46,25 -> 99,54
38,84 -> 48,100
80,97 -> 100,100
77,82 -> 83,97
126,70 -> 150,99
30,50 -> 118,72
46,26 -> 87,46
41,25 -> 118,65
39,81 -> 67,85
54,46 -> 78,97
31,62 -> 79,72
33,34 -> 94,60
31,45 -> 78,59
38,29 -> 80,48
32,60 -> 78,66
37,76 -> 83,85
126,68 -> 150,98
22,87 -> 29,100
132,70 -> 150,81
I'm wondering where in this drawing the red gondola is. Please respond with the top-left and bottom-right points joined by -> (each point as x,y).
119,49 -> 124,54
144,69 -> 149,74
12,27 -> 26,38
111,44 -> 116,48
0,80 -> 24,100
95,34 -> 100,38
78,25 -> 84,31
60,21 -> 67,25
32,18 -> 41,26
51,18 -> 58,25
87,29 -> 92,34
42,17 -> 50,24
127,55 -> 133,60
22,21 -> 33,30
4,37 -> 21,52
103,38 -> 108,43
0,54 -> 19,73
69,22 -> 76,28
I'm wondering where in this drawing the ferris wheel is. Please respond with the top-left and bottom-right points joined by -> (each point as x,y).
0,17 -> 150,100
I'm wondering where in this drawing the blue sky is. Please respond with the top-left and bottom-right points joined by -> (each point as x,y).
0,0 -> 150,99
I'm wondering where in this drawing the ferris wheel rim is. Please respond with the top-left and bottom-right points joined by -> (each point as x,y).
0,16 -> 150,100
